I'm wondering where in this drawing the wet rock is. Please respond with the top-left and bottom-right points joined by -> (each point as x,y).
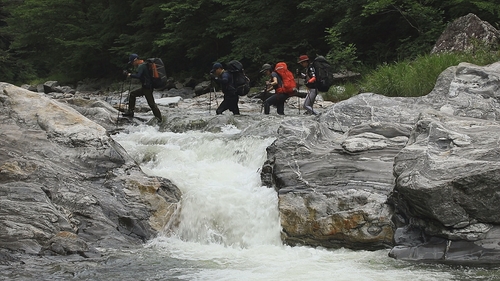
389,110 -> 500,265
0,83 -> 181,256
3,60 -> 500,267
40,231 -> 99,258
260,61 -> 500,261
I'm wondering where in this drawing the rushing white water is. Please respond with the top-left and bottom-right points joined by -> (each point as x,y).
113,125 -> 491,281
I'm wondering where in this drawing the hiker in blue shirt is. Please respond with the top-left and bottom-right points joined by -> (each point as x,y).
211,62 -> 240,115
124,53 -> 162,122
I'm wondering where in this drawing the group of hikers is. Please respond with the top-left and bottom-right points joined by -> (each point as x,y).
122,53 -> 325,121
209,54 -> 321,116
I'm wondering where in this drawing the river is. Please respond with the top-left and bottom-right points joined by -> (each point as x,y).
3,124 -> 498,280
110,125 -> 497,281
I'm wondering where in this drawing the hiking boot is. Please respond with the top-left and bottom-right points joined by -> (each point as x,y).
122,110 -> 134,117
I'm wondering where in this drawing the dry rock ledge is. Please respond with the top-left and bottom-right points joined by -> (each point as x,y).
2,61 -> 500,266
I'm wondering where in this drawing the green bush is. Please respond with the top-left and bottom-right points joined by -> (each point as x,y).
359,49 -> 500,97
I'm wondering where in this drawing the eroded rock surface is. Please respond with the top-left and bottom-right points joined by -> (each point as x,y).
0,83 -> 181,258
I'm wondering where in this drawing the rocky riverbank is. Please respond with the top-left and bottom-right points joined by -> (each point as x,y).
2,61 -> 500,267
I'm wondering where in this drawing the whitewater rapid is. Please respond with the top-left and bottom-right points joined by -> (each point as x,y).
111,124 -> 487,281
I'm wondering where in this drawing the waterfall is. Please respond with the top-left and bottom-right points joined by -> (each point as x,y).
115,125 -> 281,247
112,124 -> 472,281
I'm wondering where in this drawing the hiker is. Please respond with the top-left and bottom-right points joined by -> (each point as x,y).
211,62 -> 240,115
123,53 -> 162,121
297,55 -> 319,115
260,63 -> 288,115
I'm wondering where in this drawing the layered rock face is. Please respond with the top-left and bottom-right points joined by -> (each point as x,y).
0,83 -> 181,257
2,60 -> 500,267
389,63 -> 500,265
261,61 -> 500,265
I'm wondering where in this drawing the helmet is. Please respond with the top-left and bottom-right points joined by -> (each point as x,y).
260,63 -> 272,73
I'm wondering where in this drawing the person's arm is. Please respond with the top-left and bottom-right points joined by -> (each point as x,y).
307,66 -> 316,84
130,63 -> 147,79
219,71 -> 231,85
266,75 -> 278,91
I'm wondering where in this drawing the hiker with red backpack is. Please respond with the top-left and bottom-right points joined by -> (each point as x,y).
297,55 -> 319,115
123,53 -> 162,122
260,62 -> 297,115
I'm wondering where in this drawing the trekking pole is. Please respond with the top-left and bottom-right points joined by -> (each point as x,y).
127,79 -> 132,113
116,80 -> 125,127
295,68 -> 301,115
213,86 -> 219,107
209,87 -> 212,114
260,84 -> 268,114
297,96 -> 300,115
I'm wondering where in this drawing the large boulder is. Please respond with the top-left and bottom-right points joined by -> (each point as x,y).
431,13 -> 500,54
389,110 -> 500,265
260,61 -> 500,264
262,108 -> 411,250
0,83 -> 181,257
388,62 -> 500,265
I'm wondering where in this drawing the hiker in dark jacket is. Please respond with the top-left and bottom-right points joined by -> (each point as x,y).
124,53 -> 162,121
211,62 -> 240,115
297,55 -> 319,115
260,63 -> 287,115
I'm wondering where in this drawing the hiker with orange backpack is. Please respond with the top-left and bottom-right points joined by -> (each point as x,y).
297,55 -> 319,115
123,53 -> 162,122
260,62 -> 296,115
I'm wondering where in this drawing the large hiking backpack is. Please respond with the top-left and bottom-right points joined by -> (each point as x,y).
226,60 -> 250,96
274,62 -> 296,95
146,58 -> 167,89
312,56 -> 333,92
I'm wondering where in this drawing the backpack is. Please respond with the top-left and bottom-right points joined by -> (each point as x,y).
312,56 -> 333,92
274,62 -> 296,95
146,58 -> 167,89
226,60 -> 250,96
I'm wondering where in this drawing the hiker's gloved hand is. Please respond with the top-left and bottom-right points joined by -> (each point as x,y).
307,77 -> 316,84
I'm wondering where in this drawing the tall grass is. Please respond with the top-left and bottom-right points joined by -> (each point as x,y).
359,50 -> 500,97
322,49 -> 500,102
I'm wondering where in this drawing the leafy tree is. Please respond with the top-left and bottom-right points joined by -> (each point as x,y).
361,0 -> 445,61
325,28 -> 358,71
4,0 -> 135,83
0,0 -> 499,86
156,0 -> 228,79
0,0 -> 15,82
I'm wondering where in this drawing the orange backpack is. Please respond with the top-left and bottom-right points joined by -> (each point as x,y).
274,62 -> 296,95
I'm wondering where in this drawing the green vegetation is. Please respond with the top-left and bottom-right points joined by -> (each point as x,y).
323,48 -> 500,102
0,0 -> 499,88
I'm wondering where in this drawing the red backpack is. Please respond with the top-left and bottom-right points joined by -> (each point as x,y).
274,62 -> 296,95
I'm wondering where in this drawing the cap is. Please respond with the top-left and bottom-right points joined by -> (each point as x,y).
260,63 -> 272,73
297,55 -> 309,63
211,62 -> 223,73
128,53 -> 139,64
